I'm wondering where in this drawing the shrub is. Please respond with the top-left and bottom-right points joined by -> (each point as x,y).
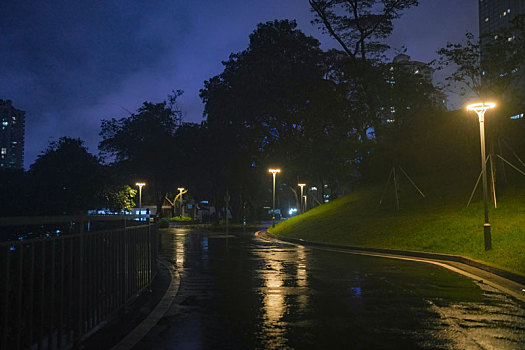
158,217 -> 170,228
169,216 -> 192,222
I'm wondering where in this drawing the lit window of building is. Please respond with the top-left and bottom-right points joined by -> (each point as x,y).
0,100 -> 25,169
479,0 -> 524,50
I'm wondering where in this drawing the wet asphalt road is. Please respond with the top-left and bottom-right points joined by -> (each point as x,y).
133,228 -> 525,349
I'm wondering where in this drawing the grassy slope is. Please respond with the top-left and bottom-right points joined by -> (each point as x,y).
269,185 -> 525,275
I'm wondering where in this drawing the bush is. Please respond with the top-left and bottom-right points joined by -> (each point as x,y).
158,217 -> 170,228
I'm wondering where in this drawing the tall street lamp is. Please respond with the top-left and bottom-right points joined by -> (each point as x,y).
136,182 -> 146,220
177,187 -> 185,218
268,169 -> 281,227
298,183 -> 306,214
466,102 -> 496,250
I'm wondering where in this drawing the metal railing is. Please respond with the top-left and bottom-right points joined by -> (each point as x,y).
0,217 -> 158,350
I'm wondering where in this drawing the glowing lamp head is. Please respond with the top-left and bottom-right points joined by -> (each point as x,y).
268,168 -> 281,174
135,182 -> 146,188
178,187 -> 185,192
466,102 -> 496,113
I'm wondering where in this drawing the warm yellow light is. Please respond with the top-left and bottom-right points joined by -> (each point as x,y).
268,168 -> 281,174
466,102 -> 496,112
177,187 -> 185,191
298,183 -> 306,188
135,182 -> 146,187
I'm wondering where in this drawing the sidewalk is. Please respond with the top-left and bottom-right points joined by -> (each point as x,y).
258,231 -> 525,303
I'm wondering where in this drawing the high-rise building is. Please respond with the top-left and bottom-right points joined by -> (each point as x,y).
385,54 -> 447,122
479,0 -> 524,120
479,0 -> 525,48
391,54 -> 435,84
0,100 -> 25,169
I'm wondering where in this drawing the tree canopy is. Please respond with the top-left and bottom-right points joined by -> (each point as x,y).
99,91 -> 184,213
201,20 -> 358,201
30,137 -> 104,215
309,0 -> 419,61
437,15 -> 525,107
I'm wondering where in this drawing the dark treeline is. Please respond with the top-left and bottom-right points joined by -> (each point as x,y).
2,2 -> 524,219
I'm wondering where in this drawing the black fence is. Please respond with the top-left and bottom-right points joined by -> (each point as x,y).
0,217 -> 158,350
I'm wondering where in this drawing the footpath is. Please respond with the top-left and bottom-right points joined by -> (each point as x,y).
83,228 -> 525,349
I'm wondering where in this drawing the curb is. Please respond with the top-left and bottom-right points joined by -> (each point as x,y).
258,231 -> 525,286
110,259 -> 181,350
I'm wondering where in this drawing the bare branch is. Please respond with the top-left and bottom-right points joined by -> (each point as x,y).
309,0 -> 356,59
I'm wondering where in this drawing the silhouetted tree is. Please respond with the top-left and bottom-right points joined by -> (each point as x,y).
437,16 -> 525,109
99,92 -> 183,214
30,137 -> 103,215
436,16 -> 525,190
0,169 -> 31,216
309,0 -> 419,61
201,20 -> 359,211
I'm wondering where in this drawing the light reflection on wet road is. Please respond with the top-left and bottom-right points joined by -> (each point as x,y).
134,228 -> 525,349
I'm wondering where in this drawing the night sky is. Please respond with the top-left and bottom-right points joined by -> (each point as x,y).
0,0 -> 477,168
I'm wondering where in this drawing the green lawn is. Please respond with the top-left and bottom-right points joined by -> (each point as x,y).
269,184 -> 525,275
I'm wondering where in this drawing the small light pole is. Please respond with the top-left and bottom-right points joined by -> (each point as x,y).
298,183 -> 306,214
303,195 -> 308,212
466,102 -> 496,250
178,187 -> 185,218
225,189 -> 230,232
268,168 -> 281,227
136,182 -> 146,221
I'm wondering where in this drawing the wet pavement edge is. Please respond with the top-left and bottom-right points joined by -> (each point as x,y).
259,231 -> 525,303
110,259 -> 181,350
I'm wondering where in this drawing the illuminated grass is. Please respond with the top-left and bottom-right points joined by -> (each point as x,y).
269,185 -> 525,275
169,216 -> 193,222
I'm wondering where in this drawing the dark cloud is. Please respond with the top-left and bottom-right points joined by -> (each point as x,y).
0,0 -> 476,168
1,1 -> 189,108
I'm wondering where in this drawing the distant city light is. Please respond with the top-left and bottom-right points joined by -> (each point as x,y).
510,113 -> 523,120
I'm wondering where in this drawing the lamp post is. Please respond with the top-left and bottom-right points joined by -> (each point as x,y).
303,195 -> 307,212
135,182 -> 146,220
268,169 -> 281,227
466,102 -> 496,250
298,183 -> 306,214
177,187 -> 185,218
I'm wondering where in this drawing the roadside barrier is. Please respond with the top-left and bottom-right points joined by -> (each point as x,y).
0,216 -> 158,349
